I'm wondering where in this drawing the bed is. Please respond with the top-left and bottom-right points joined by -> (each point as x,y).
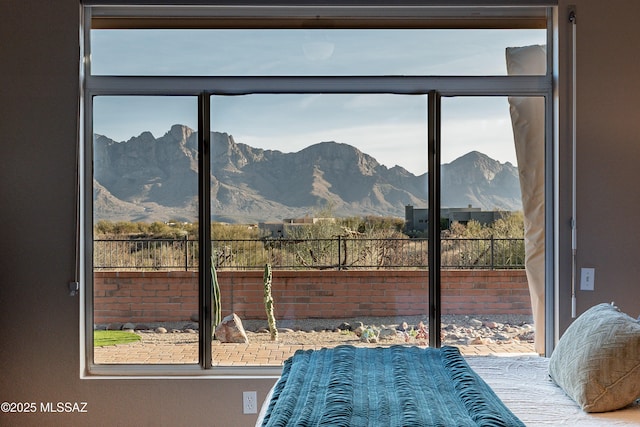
475,303 -> 640,426
257,349 -> 640,427
257,345 -> 525,426
257,303 -> 640,426
466,355 -> 640,426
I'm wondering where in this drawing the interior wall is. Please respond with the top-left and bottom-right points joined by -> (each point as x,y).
1,1 -> 639,426
556,0 -> 640,334
0,2 -> 274,427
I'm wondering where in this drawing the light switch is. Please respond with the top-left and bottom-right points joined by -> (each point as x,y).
580,268 -> 595,291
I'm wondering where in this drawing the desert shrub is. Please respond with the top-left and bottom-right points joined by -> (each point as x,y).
211,222 -> 263,240
446,212 -> 524,239
95,220 -> 200,239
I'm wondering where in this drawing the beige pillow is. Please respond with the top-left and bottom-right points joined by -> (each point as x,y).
549,303 -> 640,412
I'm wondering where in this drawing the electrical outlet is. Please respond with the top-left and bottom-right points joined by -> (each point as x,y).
243,391 -> 257,414
580,268 -> 595,291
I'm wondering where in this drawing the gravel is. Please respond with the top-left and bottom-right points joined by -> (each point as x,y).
98,314 -> 535,347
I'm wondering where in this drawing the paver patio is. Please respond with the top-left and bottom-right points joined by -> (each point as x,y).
94,339 -> 536,365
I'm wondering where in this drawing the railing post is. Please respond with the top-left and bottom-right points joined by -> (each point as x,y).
184,235 -> 189,271
337,235 -> 342,271
490,235 -> 495,270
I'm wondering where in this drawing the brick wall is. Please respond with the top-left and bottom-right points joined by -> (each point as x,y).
93,271 -> 199,325
93,270 -> 531,324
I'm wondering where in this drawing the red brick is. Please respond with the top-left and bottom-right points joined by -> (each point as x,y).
94,270 -> 531,323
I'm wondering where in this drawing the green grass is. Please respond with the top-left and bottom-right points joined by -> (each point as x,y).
94,330 -> 141,347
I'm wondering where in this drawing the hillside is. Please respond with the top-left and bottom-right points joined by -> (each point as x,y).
93,124 -> 522,223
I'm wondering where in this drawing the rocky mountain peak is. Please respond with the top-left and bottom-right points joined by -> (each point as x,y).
441,150 -> 521,210
166,124 -> 195,144
443,151 -> 514,183
93,124 -> 522,223
299,141 -> 381,176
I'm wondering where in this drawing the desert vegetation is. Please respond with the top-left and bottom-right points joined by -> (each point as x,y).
442,212 -> 525,268
93,213 -> 524,271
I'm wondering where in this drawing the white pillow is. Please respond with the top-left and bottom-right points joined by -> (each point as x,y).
549,303 -> 640,412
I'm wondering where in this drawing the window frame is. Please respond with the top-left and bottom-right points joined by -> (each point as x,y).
81,3 -> 556,377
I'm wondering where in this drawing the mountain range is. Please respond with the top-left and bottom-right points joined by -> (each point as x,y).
93,124 -> 522,223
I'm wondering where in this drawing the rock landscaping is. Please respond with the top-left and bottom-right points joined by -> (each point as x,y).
96,314 -> 535,348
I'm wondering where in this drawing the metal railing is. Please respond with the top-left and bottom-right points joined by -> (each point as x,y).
94,236 -> 525,271
93,236 -> 199,271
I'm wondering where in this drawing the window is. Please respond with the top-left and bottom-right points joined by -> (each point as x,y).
92,96 -> 199,365
82,4 -> 554,375
90,28 -> 546,76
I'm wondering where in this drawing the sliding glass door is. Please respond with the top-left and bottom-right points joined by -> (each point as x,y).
209,93 -> 430,366
439,96 -> 545,354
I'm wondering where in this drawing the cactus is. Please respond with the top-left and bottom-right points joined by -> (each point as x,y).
211,260 -> 222,335
263,263 -> 278,341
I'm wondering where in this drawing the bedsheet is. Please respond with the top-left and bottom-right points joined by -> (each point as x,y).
466,355 -> 640,426
258,352 -> 640,427
258,346 -> 524,426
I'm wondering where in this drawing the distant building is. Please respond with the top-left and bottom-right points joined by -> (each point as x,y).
259,222 -> 286,238
259,216 -> 336,238
404,205 -> 509,235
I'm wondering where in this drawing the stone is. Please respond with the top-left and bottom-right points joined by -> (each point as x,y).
214,313 -> 249,343
517,331 -> 535,342
107,323 -> 123,331
468,336 -> 484,345
379,328 -> 398,340
445,332 -> 464,341
396,322 -> 409,332
337,322 -> 352,331
483,321 -> 502,329
122,322 -> 136,330
155,327 -> 168,334
469,319 -> 483,329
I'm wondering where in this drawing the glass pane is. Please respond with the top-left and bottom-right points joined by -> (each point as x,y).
439,96 -> 542,355
209,93 -> 430,366
92,96 -> 200,364
91,29 -> 545,76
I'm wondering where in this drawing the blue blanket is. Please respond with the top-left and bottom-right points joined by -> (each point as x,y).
261,345 -> 524,427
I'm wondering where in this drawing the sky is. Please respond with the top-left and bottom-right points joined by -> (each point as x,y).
91,28 -> 545,175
